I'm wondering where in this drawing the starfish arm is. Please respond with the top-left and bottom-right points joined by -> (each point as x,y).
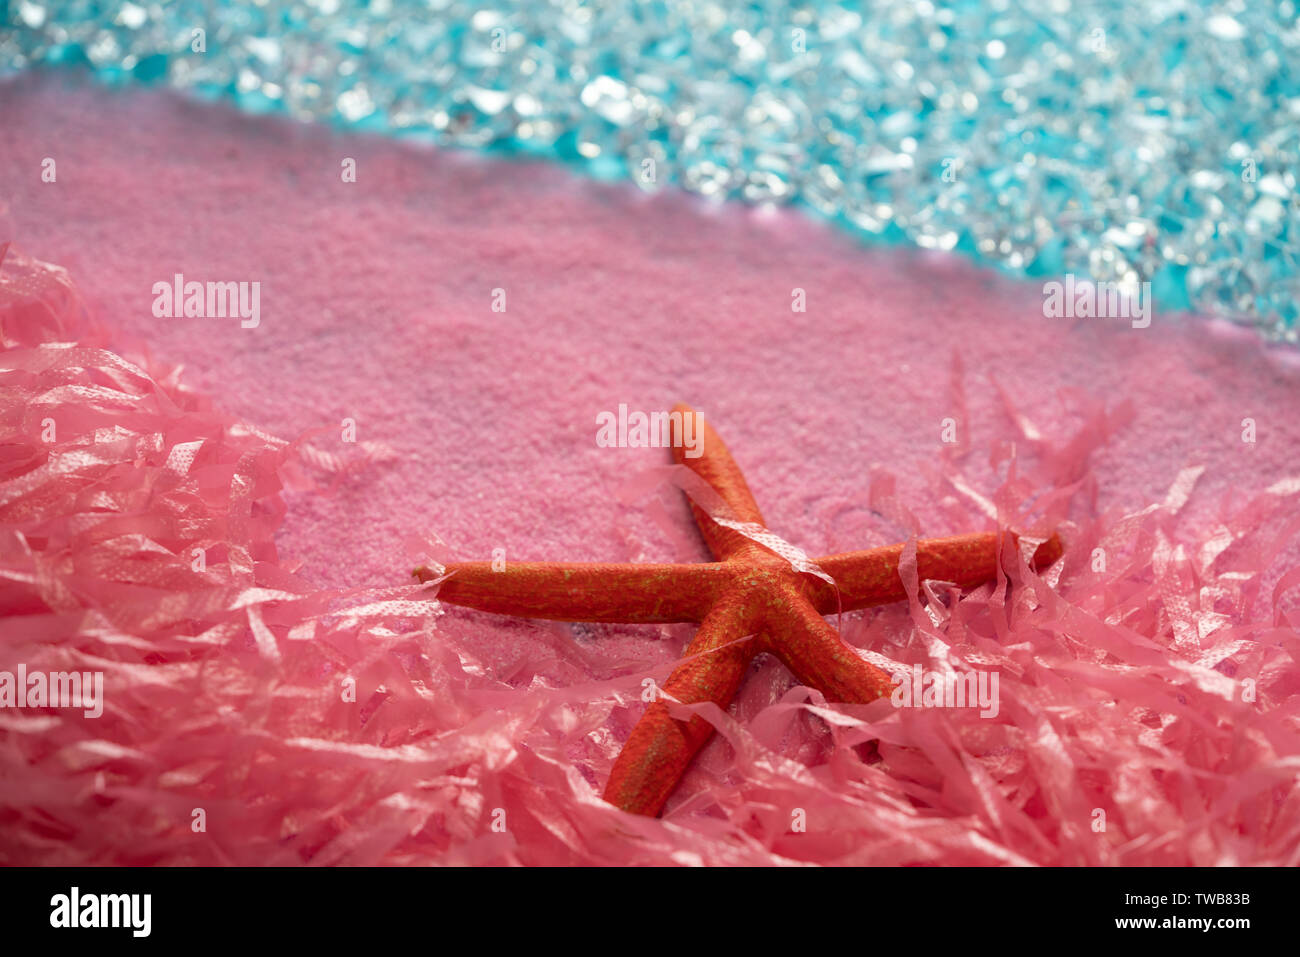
413,561 -> 730,623
603,592 -> 760,816
804,531 -> 1064,615
765,587 -> 897,703
672,403 -> 768,561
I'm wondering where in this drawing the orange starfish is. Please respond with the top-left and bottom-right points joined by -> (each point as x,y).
415,404 -> 1062,817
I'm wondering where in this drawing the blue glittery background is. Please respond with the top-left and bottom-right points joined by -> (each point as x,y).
2,0 -> 1298,340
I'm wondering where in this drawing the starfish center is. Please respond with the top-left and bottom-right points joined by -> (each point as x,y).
416,404 -> 1063,817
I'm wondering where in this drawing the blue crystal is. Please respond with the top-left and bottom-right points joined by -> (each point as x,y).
2,0 -> 1298,342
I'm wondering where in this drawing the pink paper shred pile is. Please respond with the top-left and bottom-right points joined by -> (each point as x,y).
2,249 -> 1299,866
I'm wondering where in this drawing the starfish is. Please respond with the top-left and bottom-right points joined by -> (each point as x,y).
414,405 -> 1062,817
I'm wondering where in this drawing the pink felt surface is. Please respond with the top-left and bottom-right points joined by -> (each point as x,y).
2,73 -> 1299,865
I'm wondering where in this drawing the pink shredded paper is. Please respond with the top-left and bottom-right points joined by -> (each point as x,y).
2,245 -> 1298,865
2,76 -> 1300,866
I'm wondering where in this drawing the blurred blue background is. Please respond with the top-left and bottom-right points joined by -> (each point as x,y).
3,0 -> 1297,339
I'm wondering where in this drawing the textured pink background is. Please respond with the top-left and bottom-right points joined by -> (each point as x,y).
3,73 -> 1298,587
2,73 -> 1299,864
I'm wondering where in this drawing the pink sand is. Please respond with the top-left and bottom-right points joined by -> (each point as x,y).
1,73 -> 1298,865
